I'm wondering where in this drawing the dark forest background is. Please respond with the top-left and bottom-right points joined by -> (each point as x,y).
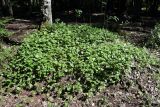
0,0 -> 160,22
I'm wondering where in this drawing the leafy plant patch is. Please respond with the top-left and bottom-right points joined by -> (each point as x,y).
0,17 -> 12,37
147,23 -> 160,48
0,44 -> 15,71
0,28 -> 11,37
1,23 -> 158,99
0,17 -> 11,27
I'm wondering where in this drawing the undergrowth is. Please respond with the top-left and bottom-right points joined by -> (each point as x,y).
1,23 -> 158,100
147,23 -> 160,48
0,44 -> 15,71
0,17 -> 12,37
0,29 -> 11,37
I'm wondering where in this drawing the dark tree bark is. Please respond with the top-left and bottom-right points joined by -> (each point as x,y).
7,0 -> 13,16
117,0 -> 127,16
106,0 -> 114,15
131,0 -> 142,20
2,0 -> 5,6
1,0 -> 13,16
148,0 -> 159,16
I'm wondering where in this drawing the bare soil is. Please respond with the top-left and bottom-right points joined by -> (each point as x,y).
1,19 -> 37,45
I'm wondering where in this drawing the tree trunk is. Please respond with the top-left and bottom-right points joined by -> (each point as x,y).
132,0 -> 142,20
43,0 -> 53,24
118,0 -> 127,16
149,0 -> 159,16
106,0 -> 114,15
7,0 -> 13,16
1,0 -> 13,16
28,0 -> 33,16
2,0 -> 5,6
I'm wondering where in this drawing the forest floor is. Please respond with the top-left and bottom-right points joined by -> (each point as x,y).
0,16 -> 160,107
0,19 -> 37,45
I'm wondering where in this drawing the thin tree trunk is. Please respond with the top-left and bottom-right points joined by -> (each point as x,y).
118,0 -> 127,16
106,0 -> 114,15
28,0 -> 32,16
2,0 -> 6,6
149,0 -> 159,15
132,0 -> 142,19
6,0 -> 13,16
44,0 -> 52,24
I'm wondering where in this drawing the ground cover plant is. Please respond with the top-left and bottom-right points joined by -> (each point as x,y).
0,17 -> 12,27
0,17 -> 12,37
1,23 -> 159,101
0,44 -> 12,67
147,23 -> 160,48
0,28 -> 10,37
0,18 -> 15,70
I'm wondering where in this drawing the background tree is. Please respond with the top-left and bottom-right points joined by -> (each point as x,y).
0,0 -> 13,16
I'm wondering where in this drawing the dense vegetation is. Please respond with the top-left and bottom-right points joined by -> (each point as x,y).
0,44 -> 13,68
0,18 -> 12,37
0,18 -> 13,66
1,23 -> 158,100
0,0 -> 160,106
147,23 -> 160,48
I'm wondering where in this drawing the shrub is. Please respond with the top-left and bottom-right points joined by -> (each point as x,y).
0,44 -> 15,70
1,23 -> 158,98
0,17 -> 12,27
147,23 -> 160,48
0,17 -> 12,37
0,29 -> 11,37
